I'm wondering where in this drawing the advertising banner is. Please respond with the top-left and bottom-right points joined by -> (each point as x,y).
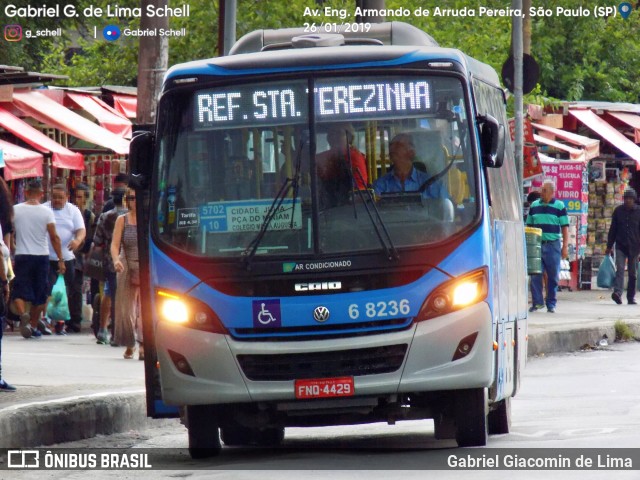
532,161 -> 585,214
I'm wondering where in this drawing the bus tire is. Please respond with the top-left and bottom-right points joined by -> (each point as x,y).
433,412 -> 456,440
255,427 -> 285,446
186,405 -> 222,459
454,388 -> 488,447
220,426 -> 253,447
487,397 -> 511,435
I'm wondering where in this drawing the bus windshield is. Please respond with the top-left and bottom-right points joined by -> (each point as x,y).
155,75 -> 478,258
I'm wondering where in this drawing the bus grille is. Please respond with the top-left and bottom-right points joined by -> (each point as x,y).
230,317 -> 412,341
236,344 -> 408,381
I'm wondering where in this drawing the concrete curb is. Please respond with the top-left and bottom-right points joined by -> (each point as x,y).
528,327 -> 616,356
0,392 -> 148,448
528,321 -> 640,357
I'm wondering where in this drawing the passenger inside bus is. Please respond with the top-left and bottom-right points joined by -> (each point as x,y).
316,123 -> 368,208
224,156 -> 255,200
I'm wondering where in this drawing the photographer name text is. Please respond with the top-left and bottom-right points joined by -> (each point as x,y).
4,3 -> 190,18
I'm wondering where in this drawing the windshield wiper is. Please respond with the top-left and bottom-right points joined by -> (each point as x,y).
242,139 -> 305,270
344,137 -> 399,261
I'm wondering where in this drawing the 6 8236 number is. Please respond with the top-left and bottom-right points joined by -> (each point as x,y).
348,299 -> 410,320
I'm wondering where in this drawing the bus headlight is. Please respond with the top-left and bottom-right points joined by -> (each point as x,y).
161,297 -> 189,324
452,280 -> 480,307
156,289 -> 228,334
416,267 -> 488,321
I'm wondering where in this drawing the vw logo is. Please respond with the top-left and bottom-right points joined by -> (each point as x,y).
313,306 -> 330,323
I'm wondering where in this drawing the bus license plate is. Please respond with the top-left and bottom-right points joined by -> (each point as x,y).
295,377 -> 354,399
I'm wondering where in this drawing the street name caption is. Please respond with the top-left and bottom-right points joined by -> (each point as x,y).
304,5 -> 621,19
4,3 -> 190,18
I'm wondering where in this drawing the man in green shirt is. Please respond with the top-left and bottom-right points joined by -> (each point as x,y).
526,180 -> 569,313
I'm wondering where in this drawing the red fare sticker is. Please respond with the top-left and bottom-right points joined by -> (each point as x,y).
295,377 -> 355,399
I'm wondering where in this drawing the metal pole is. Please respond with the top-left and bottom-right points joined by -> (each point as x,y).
218,0 -> 225,56
223,0 -> 237,55
512,0 -> 524,194
356,0 -> 385,23
137,0 -> 168,125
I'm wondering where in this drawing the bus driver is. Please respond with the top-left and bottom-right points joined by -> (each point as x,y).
374,133 -> 453,221
374,133 -> 449,199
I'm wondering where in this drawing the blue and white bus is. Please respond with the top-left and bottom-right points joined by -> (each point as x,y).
131,21 -> 528,458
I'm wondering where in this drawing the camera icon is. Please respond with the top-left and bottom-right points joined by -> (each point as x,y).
4,24 -> 23,42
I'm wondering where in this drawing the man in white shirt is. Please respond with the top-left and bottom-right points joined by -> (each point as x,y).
44,184 -> 86,333
12,179 -> 65,338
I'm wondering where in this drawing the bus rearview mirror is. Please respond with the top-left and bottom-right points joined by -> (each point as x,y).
129,131 -> 154,188
478,115 -> 505,168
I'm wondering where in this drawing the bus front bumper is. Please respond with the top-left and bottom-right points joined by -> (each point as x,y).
156,301 -> 495,406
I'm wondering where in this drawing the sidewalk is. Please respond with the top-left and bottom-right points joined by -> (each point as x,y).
0,330 -> 148,448
0,288 -> 638,448
527,289 -> 640,355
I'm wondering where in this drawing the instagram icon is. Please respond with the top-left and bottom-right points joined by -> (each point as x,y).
4,25 -> 23,41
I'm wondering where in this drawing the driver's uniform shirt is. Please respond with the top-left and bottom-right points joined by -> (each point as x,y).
373,167 -> 448,199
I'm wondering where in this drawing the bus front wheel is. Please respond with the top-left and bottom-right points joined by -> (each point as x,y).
220,425 -> 253,447
454,388 -> 488,447
186,405 -> 222,459
488,397 -> 511,435
255,427 -> 285,446
221,426 -> 285,447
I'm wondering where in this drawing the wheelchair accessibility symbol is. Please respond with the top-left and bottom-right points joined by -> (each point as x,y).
252,299 -> 281,328
257,303 -> 276,324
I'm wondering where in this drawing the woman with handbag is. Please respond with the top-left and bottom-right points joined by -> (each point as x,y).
111,188 -> 143,360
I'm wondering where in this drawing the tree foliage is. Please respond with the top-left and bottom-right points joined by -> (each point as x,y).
2,0 -> 639,104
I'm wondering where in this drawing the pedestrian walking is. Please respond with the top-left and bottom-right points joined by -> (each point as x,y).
0,177 -> 13,252
605,188 -> 640,305
0,177 -> 13,327
91,188 -> 127,344
12,179 -> 66,338
0,222 -> 15,391
526,179 -> 569,313
44,184 -> 86,332
524,190 -> 541,222
111,188 -> 142,360
71,183 -> 96,328
102,174 -> 128,214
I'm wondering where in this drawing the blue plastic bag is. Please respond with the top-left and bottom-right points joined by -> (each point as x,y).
596,256 -> 616,289
47,274 -> 70,321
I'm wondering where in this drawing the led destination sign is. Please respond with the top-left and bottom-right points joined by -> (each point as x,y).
314,78 -> 432,121
194,77 -> 433,129
195,80 -> 308,130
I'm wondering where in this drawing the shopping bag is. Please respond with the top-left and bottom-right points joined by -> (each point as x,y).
83,245 -> 105,281
47,274 -> 71,321
596,256 -> 616,289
